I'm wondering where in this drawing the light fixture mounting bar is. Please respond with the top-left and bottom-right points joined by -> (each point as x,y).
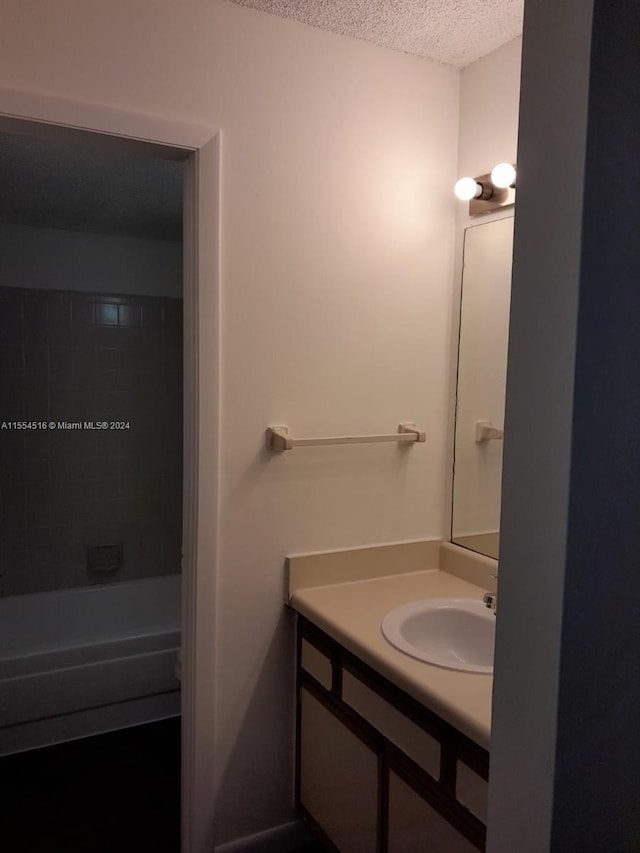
469,172 -> 515,216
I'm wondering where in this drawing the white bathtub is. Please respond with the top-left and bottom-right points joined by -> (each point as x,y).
0,574 -> 181,755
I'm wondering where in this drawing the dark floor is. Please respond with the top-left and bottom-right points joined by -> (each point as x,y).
296,843 -> 328,852
0,717 -> 181,853
0,717 -> 330,852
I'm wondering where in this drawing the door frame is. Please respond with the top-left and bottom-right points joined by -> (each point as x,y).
0,86 -> 220,853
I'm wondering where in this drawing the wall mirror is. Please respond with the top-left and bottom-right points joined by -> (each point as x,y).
451,216 -> 514,559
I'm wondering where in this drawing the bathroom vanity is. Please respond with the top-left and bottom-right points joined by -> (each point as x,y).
288,541 -> 495,853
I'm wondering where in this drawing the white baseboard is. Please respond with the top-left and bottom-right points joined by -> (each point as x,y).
214,820 -> 312,853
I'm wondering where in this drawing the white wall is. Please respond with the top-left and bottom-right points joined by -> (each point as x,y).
457,37 -> 522,180
0,1 -> 460,844
0,222 -> 183,297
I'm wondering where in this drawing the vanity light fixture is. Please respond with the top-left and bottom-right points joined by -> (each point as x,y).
454,163 -> 517,216
490,162 -> 517,189
454,176 -> 487,201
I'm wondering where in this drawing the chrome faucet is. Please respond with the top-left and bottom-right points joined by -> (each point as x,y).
483,572 -> 498,615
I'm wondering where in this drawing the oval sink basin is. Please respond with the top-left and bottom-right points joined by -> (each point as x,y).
380,598 -> 495,674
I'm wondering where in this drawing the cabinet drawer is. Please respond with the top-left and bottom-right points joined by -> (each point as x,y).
342,671 -> 440,780
456,761 -> 488,823
300,638 -> 332,690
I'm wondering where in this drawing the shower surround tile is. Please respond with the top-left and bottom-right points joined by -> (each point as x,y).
0,286 -> 183,596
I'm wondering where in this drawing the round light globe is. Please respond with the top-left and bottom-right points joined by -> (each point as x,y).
454,177 -> 480,201
491,162 -> 516,189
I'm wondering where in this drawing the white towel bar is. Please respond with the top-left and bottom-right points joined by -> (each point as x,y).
267,423 -> 426,451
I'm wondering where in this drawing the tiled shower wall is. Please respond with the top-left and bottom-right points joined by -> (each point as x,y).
0,286 -> 183,596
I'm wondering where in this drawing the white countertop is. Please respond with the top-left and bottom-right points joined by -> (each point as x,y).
291,568 -> 493,750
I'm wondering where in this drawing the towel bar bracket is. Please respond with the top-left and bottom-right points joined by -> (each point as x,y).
475,421 -> 504,442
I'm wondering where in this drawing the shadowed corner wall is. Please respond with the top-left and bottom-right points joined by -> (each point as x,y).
489,0 -> 640,850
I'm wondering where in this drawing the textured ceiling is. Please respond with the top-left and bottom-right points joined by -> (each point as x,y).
231,0 -> 524,67
0,132 -> 183,241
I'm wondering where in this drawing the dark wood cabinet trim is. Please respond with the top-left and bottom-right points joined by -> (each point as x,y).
295,614 -> 302,806
389,744 -> 486,851
331,647 -> 343,697
298,804 -> 342,853
378,746 -> 389,853
300,618 -> 337,659
299,617 -> 489,772
299,618 -> 343,697
301,672 -> 382,754
341,652 -> 446,744
440,728 -> 458,794
297,615 -> 489,852
456,739 -> 490,782
341,644 -> 490,780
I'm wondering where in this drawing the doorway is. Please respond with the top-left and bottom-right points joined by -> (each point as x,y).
0,124 -> 184,850
0,91 -> 220,853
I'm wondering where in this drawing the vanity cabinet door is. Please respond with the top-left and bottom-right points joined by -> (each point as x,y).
299,688 -> 378,853
387,773 -> 477,853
